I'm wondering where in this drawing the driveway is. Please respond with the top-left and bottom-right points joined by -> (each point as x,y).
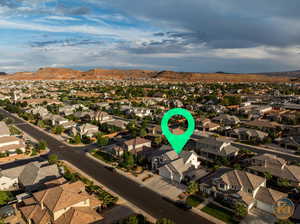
143,175 -> 186,200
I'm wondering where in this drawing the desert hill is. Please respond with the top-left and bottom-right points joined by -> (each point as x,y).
1,67 -> 295,83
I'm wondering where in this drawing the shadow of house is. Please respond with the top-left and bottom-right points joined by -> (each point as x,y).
18,161 -> 61,192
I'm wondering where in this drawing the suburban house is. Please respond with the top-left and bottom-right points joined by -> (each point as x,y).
93,111 -> 114,124
59,105 -> 74,116
70,124 -> 99,137
105,119 -> 128,130
253,105 -> 273,115
196,118 -> 220,132
274,136 -> 300,150
195,137 -> 239,160
0,161 -> 60,191
127,107 -> 152,118
18,181 -> 103,224
27,106 -> 49,118
0,172 -> 18,191
246,154 -> 300,187
119,137 -> 152,154
200,169 -> 286,214
46,115 -> 74,129
0,136 -> 26,155
151,146 -> 200,183
212,114 -> 240,126
244,119 -> 281,132
228,128 -> 268,142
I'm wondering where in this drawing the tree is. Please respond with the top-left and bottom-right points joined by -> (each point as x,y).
264,172 -> 273,180
154,136 -> 162,145
139,128 -> 147,137
37,140 -> 47,150
277,178 -> 291,187
122,151 -> 135,169
97,135 -> 109,146
52,125 -> 64,135
73,134 -> 81,144
48,154 -> 58,164
126,215 -> 139,224
16,148 -> 23,154
186,181 -> 199,195
37,120 -> 46,128
234,202 -> 248,218
0,191 -> 13,205
156,218 -> 176,224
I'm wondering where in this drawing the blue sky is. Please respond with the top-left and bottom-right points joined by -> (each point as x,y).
1,0 -> 300,73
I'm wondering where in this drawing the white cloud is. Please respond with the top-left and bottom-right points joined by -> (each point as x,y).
0,19 -> 159,42
45,16 -> 81,21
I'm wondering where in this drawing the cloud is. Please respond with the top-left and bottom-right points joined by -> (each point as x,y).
45,16 -> 81,21
1,0 -> 300,73
0,19 -> 157,42
93,0 -> 300,49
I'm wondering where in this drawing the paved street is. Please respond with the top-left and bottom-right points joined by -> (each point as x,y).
0,108 -> 213,224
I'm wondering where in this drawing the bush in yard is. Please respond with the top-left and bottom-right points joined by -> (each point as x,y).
0,191 -> 13,205
234,202 -> 248,219
52,125 -> 64,135
48,154 -> 58,164
37,140 -> 47,150
16,148 -> 23,154
156,218 -> 176,224
186,181 -> 199,195
97,134 -> 109,146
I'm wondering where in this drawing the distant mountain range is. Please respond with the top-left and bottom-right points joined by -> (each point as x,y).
256,70 -> 300,78
1,67 -> 299,83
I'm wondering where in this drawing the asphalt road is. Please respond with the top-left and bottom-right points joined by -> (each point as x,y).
0,108 -> 213,224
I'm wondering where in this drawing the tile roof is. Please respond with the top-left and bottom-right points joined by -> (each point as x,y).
33,181 -> 90,212
54,207 -> 103,224
221,170 -> 265,192
255,187 -> 286,205
123,137 -> 150,146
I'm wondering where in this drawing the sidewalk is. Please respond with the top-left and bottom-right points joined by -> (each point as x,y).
62,160 -> 156,223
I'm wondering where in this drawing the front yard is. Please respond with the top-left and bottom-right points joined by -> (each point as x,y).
185,195 -> 204,207
201,202 -> 239,224
91,150 -> 118,164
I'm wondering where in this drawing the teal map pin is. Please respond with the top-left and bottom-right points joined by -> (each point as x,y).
161,108 -> 195,155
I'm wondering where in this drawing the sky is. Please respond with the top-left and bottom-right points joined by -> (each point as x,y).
1,0 -> 300,73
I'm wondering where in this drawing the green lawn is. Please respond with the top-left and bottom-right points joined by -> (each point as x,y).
201,203 -> 239,224
186,195 -> 204,207
92,151 -> 117,164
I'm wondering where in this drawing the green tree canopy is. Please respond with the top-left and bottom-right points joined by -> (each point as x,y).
48,154 -> 58,164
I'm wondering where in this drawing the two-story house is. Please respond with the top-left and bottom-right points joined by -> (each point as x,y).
212,114 -> 240,126
151,146 -> 201,183
70,124 -> 99,138
246,153 -> 300,187
195,137 -> 239,160
200,169 -> 286,214
19,181 -> 103,224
